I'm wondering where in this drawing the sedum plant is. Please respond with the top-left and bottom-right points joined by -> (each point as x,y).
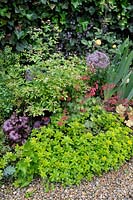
3,165 -> 16,178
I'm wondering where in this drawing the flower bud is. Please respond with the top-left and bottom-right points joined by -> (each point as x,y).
95,39 -> 101,46
126,78 -> 130,83
112,44 -> 117,48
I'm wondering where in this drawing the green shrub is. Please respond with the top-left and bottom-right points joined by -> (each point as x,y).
0,106 -> 132,188
0,46 -> 21,124
6,53 -> 87,116
0,43 -> 88,118
0,21 -> 60,121
0,129 -> 11,158
0,84 -> 14,124
19,20 -> 60,54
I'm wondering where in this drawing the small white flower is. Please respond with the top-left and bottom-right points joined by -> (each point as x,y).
126,78 -> 130,83
112,44 -> 117,48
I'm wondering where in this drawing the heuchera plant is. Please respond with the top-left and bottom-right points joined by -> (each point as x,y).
3,113 -> 31,145
103,96 -> 129,112
116,102 -> 133,129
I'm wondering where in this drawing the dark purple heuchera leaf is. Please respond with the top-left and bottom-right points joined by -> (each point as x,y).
3,119 -> 13,133
33,121 -> 41,129
2,112 -> 31,145
33,117 -> 51,129
9,131 -> 20,142
86,51 -> 110,68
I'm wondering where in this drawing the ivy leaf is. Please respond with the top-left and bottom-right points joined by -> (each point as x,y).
40,0 -> 47,4
26,13 -> 37,20
71,0 -> 81,9
49,4 -> 56,10
14,30 -> 25,40
16,41 -> 28,51
88,6 -> 96,15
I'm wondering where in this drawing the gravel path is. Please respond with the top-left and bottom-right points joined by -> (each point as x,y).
0,158 -> 133,200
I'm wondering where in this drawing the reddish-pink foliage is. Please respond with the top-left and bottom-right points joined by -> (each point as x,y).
57,114 -> 69,126
80,75 -> 90,81
103,96 -> 129,112
80,108 -> 87,112
57,121 -> 64,126
85,82 -> 98,98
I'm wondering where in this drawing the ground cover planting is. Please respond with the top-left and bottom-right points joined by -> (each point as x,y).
0,0 -> 133,191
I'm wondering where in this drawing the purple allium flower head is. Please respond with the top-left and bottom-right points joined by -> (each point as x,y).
86,51 -> 110,68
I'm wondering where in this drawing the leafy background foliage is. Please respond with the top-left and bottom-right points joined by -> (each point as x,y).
0,0 -> 132,53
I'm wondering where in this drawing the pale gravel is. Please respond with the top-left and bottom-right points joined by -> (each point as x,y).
0,158 -> 133,200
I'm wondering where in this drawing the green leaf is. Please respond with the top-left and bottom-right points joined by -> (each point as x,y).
106,38 -> 133,99
81,39 -> 88,46
81,21 -> 89,31
71,0 -> 81,9
127,88 -> 133,100
16,42 -> 26,51
14,30 -> 25,40
88,6 -> 96,15
0,8 -> 11,18
40,0 -> 47,4
26,13 -> 37,20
